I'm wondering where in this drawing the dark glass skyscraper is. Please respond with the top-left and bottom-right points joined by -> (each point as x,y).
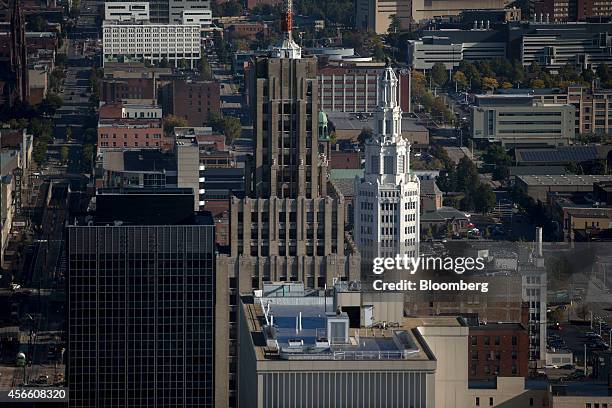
67,223 -> 215,407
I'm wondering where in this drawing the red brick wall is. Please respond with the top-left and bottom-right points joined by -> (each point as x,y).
172,80 -> 221,127
468,326 -> 529,380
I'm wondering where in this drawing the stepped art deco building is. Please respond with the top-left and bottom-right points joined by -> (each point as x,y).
214,1 -> 360,406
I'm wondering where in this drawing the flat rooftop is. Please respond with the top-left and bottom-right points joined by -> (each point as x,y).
517,174 -> 612,186
243,296 -> 436,362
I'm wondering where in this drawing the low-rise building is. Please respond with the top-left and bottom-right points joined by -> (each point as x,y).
471,94 -> 575,147
467,377 -> 547,408
516,174 -> 612,202
469,323 -> 529,380
97,118 -> 170,150
104,2 -> 150,22
238,283 -> 472,408
169,79 -> 221,127
102,20 -> 201,67
408,30 -> 507,71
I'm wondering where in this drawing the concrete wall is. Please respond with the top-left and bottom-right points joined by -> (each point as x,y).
418,325 -> 470,408
467,377 -> 547,407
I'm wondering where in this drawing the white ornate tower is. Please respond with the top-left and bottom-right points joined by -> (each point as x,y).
270,0 -> 301,59
354,65 -> 420,259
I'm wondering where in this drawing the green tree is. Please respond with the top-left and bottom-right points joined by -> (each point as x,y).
453,71 -> 468,89
60,146 -> 69,164
207,111 -> 224,132
456,157 -> 479,192
357,127 -> 373,148
483,144 -> 511,166
82,144 -> 95,167
223,116 -> 242,143
65,127 -> 72,142
388,14 -> 401,34
431,62 -> 448,87
158,57 -> 170,68
482,77 -> 498,91
531,79 -> 545,88
597,64 -> 610,83
581,69 -> 595,83
492,165 -> 510,182
473,183 -> 496,213
163,114 -> 188,135
39,93 -> 63,114
200,56 -> 213,80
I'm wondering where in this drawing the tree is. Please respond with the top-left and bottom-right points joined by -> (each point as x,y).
411,70 -> 427,99
492,165 -> 510,181
453,71 -> 468,89
158,57 -> 170,68
483,144 -> 511,166
65,127 -> 72,142
207,111 -> 224,132
39,93 -> 63,114
200,56 -> 213,80
482,77 -> 498,91
163,114 -> 188,135
431,62 -> 448,87
549,307 -> 565,323
357,127 -> 373,148
30,15 -> 46,31
60,146 -> 69,164
501,81 -> 513,89
456,157 -> 479,192
388,14 -> 401,34
473,183 -> 496,213
178,59 -> 190,70
597,64 -> 610,84
581,69 -> 595,83
82,144 -> 95,167
531,79 -> 545,88
223,116 -> 242,143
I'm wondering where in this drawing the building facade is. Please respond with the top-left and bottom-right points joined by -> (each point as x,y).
102,21 -> 201,67
520,24 -> 612,71
97,118 -> 170,150
215,12 -> 359,406
470,94 -> 575,147
354,66 -> 420,260
169,0 -> 211,26
318,63 -> 411,113
355,0 -> 511,33
67,223 -> 215,407
104,2 -> 150,22
170,79 -> 221,127
469,323 -> 529,380
407,33 -> 507,70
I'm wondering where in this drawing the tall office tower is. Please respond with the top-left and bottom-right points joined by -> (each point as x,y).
354,65 -> 420,262
67,190 -> 215,408
215,1 -> 359,405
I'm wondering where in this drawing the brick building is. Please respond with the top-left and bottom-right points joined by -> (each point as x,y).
170,79 -> 221,127
97,118 -> 172,150
533,0 -> 612,21
469,323 -> 529,380
101,77 -> 156,104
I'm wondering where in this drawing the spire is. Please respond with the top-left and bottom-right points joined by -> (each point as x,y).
271,0 -> 301,59
375,65 -> 402,143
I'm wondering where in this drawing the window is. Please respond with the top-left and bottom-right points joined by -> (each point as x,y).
512,336 -> 517,346
476,397 -> 480,406
529,397 -> 534,406
494,336 -> 500,346
484,336 -> 490,346
489,397 -> 493,406
371,156 -> 380,173
383,156 -> 394,174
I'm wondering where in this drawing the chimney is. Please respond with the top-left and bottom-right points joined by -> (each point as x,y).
536,227 -> 543,257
